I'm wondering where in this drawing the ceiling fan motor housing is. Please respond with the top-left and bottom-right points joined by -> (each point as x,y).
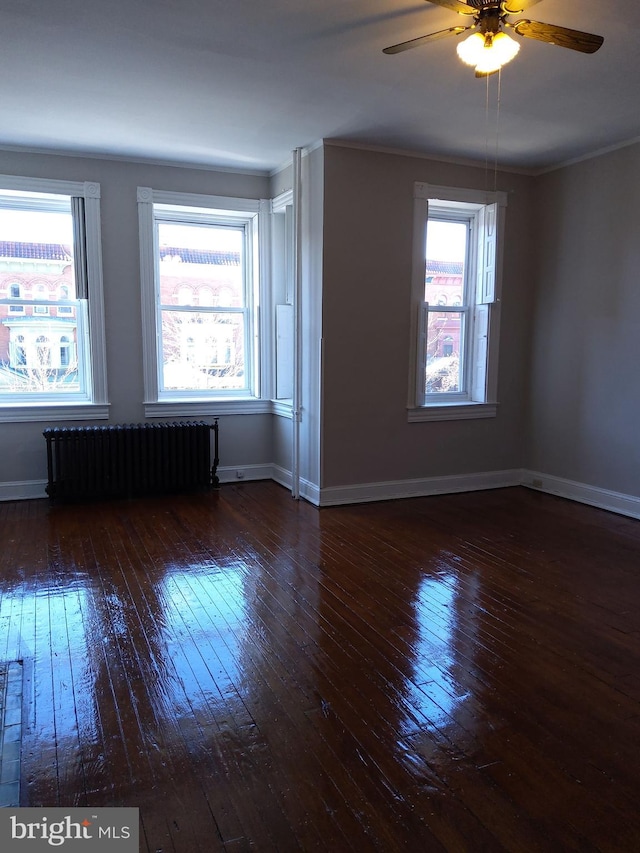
477,8 -> 504,35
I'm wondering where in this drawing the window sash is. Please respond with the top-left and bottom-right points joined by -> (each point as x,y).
0,181 -> 104,407
409,184 -> 507,414
420,304 -> 470,401
151,205 -> 256,399
157,307 -> 249,392
0,300 -> 90,403
423,214 -> 473,402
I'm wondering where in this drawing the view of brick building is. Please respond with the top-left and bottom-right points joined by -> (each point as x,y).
1,236 -> 460,394
155,235 -> 244,391
424,258 -> 464,358
0,241 -> 78,390
0,238 -> 243,392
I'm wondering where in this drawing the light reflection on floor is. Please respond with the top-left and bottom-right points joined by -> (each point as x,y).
0,561 -> 258,801
0,581 -> 98,778
155,564 -> 249,723
403,571 -> 472,735
2,551 -> 481,806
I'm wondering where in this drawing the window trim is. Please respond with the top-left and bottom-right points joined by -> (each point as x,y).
408,182 -> 507,422
0,174 -> 108,423
138,187 -> 270,416
270,188 -> 295,409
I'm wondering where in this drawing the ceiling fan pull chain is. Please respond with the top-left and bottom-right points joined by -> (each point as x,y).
484,74 -> 491,192
484,71 -> 502,195
495,69 -> 502,194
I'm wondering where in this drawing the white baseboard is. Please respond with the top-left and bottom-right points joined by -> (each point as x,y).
271,465 -> 321,505
0,480 -> 48,502
271,464 -> 291,490
318,468 -> 522,507
216,463 -> 320,505
3,467 -> 639,521
521,470 -> 640,520
217,464 -> 273,484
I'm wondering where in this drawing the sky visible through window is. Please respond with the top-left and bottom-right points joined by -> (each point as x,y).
158,222 -> 242,253
426,220 -> 466,262
0,209 -> 73,243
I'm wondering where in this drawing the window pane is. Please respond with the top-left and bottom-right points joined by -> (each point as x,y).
0,319 -> 79,392
160,310 -> 245,391
0,201 -> 82,396
425,220 -> 466,307
426,311 -> 463,393
157,222 -> 243,309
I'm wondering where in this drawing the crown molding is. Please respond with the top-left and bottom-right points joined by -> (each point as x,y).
0,143 -> 271,178
322,138 -> 537,177
532,135 -> 640,176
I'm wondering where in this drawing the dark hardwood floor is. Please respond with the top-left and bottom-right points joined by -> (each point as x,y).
1,482 -> 639,851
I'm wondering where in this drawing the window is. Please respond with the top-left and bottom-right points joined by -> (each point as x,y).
198,286 -> 214,307
408,183 -> 507,421
0,176 -> 108,420
33,284 -> 50,315
138,187 -> 268,415
13,335 -> 26,366
60,335 -> 73,367
6,283 -> 25,315
176,284 -> 193,306
35,335 -> 51,367
56,283 -> 74,316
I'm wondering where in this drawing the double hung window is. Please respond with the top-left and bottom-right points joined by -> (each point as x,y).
0,176 -> 107,420
138,188 -> 266,414
409,183 -> 507,421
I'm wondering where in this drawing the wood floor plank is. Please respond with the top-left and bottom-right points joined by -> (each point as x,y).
1,484 -> 640,850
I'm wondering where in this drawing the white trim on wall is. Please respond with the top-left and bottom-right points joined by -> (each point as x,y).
3,466 -> 639,521
521,470 -> 640,520
0,480 -> 48,501
0,404 -> 109,423
217,464 -> 274,484
271,464 -> 320,505
217,463 -> 320,505
318,469 -> 522,507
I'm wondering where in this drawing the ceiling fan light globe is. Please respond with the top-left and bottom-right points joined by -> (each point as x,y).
489,31 -> 520,65
456,32 -> 486,66
457,30 -> 520,73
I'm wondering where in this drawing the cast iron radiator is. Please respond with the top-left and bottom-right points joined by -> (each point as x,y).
43,420 -> 219,501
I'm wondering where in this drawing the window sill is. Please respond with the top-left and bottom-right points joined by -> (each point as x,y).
145,399 -> 273,418
408,402 -> 498,422
0,403 -> 110,424
271,400 -> 293,419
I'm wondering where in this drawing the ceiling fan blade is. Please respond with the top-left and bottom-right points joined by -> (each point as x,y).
383,25 -> 468,55
512,20 -> 604,53
500,0 -> 543,13
425,0 -> 476,15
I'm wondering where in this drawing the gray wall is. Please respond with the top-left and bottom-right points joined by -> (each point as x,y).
4,139 -> 638,507
320,144 -> 535,489
527,143 -> 640,497
0,149 -> 273,492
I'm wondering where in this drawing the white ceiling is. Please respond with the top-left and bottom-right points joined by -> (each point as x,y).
0,0 -> 638,174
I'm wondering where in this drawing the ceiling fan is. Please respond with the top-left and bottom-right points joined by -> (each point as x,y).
383,0 -> 604,76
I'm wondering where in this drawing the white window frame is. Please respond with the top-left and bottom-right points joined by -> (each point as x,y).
270,188 -> 295,415
408,183 -> 507,422
0,175 -> 108,423
138,188 -> 272,417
